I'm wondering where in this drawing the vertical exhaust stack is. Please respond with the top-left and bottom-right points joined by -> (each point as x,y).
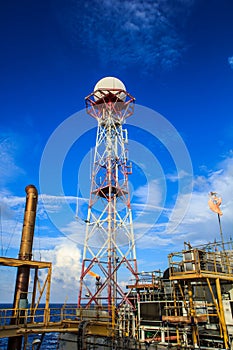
18,184 -> 38,261
7,185 -> 38,350
15,184 -> 38,305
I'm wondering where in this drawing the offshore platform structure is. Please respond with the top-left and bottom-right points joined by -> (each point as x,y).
78,77 -> 138,312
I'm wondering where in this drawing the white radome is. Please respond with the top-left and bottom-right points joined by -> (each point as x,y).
94,76 -> 127,101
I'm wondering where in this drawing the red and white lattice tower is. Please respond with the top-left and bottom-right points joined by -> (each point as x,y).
78,77 -> 138,310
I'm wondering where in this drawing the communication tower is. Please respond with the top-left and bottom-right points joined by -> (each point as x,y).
78,77 -> 138,311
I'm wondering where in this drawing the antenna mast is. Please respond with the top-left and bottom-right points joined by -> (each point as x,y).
78,77 -> 138,311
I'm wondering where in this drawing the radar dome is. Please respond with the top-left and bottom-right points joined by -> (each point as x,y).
94,77 -> 126,101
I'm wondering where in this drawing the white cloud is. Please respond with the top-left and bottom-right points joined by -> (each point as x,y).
40,194 -> 83,213
133,179 -> 163,207
166,170 -> 191,182
40,194 -> 80,203
0,192 -> 86,254
0,135 -> 25,186
55,0 -> 196,71
34,241 -> 82,302
137,156 -> 233,251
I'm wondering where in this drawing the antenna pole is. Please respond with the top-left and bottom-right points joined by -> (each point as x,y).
218,213 -> 225,251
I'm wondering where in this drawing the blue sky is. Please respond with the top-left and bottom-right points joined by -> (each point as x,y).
1,0 -> 233,302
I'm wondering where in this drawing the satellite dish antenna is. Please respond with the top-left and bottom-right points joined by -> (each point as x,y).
93,76 -> 127,101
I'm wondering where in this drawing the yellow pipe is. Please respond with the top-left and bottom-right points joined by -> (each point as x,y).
188,283 -> 198,347
206,278 -> 223,338
173,283 -> 180,345
216,278 -> 229,349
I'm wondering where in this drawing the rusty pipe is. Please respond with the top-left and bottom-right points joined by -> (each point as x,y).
13,185 -> 38,303
8,185 -> 38,350
18,184 -> 38,260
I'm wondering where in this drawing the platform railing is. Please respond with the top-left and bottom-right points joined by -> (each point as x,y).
0,305 -> 112,333
169,248 -> 233,277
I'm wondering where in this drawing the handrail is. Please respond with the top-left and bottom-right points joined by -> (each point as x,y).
0,306 -> 111,331
169,248 -> 233,277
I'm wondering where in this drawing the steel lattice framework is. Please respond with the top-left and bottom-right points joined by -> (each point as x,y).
78,86 -> 138,310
